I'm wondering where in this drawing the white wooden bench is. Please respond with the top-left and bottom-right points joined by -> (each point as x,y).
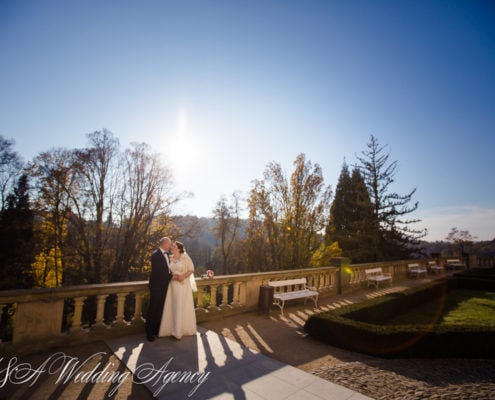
427,260 -> 444,274
365,268 -> 392,289
408,263 -> 428,278
268,278 -> 318,315
445,258 -> 466,270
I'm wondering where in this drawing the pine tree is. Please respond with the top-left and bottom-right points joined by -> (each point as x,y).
356,135 -> 426,260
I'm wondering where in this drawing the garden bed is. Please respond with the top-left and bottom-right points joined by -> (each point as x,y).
304,280 -> 495,358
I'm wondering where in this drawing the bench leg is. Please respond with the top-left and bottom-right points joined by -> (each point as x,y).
273,299 -> 285,315
303,295 -> 318,309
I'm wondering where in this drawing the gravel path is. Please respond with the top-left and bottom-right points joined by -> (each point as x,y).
311,358 -> 495,399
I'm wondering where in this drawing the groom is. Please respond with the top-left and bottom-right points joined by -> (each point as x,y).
145,236 -> 173,341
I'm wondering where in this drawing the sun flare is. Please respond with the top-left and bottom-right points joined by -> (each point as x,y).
164,107 -> 200,179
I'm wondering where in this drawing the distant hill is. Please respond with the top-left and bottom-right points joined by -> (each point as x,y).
420,239 -> 495,258
173,215 -> 495,270
172,215 -> 248,271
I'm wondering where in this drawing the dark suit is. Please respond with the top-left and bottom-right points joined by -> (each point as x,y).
145,248 -> 173,337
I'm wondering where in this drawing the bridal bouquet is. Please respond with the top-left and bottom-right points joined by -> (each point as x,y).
206,270 -> 214,279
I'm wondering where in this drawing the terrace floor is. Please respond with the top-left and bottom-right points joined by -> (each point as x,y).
2,274 -> 494,399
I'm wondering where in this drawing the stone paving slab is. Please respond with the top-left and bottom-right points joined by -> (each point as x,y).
0,341 -> 154,400
106,328 -> 373,400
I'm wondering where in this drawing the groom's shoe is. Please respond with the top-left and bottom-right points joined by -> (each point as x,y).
147,334 -> 155,342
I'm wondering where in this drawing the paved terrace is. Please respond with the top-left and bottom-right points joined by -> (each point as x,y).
2,272 -> 494,400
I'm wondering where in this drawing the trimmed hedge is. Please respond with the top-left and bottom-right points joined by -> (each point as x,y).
454,267 -> 495,290
304,280 -> 495,358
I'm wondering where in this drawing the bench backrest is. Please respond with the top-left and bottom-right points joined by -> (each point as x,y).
365,268 -> 383,276
268,278 -> 307,291
428,261 -> 437,266
447,259 -> 461,263
408,263 -> 420,269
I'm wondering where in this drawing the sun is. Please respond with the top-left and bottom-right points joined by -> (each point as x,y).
165,107 -> 200,179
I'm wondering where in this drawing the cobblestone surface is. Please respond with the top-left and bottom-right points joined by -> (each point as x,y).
311,358 -> 495,400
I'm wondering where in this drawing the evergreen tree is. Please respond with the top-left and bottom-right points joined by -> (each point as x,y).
0,175 -> 35,289
327,162 -> 352,244
356,135 -> 426,260
327,163 -> 377,262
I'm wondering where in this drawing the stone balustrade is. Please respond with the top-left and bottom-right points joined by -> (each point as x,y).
0,257 -> 471,355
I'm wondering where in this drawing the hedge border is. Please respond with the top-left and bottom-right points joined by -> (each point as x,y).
304,279 -> 495,358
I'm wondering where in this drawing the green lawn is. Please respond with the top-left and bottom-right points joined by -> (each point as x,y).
384,289 -> 495,328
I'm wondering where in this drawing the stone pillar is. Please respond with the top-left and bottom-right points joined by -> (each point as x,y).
0,304 -> 5,343
469,253 -> 478,269
13,299 -> 64,345
331,257 -> 351,295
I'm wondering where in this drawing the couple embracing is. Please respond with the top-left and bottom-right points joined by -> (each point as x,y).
145,237 -> 197,342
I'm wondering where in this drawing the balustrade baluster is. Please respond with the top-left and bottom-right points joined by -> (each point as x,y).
311,274 -> 317,289
221,284 -> 229,306
114,292 -> 128,325
196,287 -> 204,309
321,273 -> 328,289
315,273 -> 320,289
232,282 -> 240,304
132,291 -> 145,323
209,284 -> 218,308
70,296 -> 87,333
93,294 -> 108,328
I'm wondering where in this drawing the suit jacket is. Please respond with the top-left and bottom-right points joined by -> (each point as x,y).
149,248 -> 172,294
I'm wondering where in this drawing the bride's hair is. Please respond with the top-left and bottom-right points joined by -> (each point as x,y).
175,241 -> 185,254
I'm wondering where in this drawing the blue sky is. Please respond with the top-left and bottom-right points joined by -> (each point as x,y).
1,0 -> 494,241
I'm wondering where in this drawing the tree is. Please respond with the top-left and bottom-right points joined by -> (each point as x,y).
27,148 -> 76,286
247,154 -> 332,271
356,135 -> 426,260
211,192 -> 242,275
446,227 -> 477,257
69,129 -> 120,283
311,241 -> 342,267
327,162 -> 377,262
26,130 -> 182,285
110,142 -> 178,281
0,136 -> 23,210
0,175 -> 35,289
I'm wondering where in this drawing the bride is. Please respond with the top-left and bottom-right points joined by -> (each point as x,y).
158,240 -> 197,339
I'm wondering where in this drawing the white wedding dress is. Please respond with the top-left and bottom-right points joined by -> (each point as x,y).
158,252 -> 197,339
